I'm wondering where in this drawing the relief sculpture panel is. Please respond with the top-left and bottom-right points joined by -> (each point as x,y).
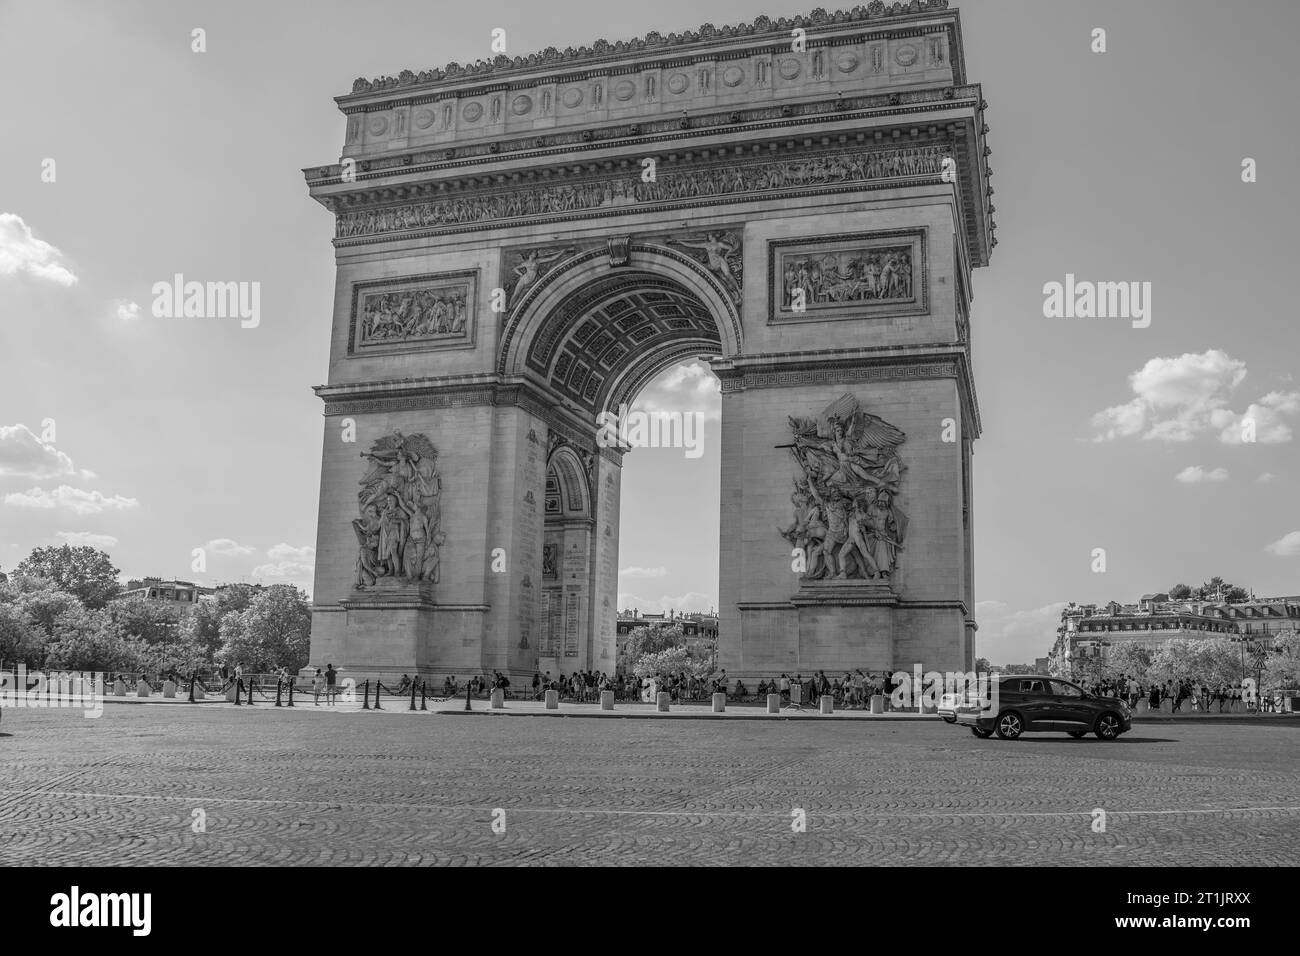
348,271 -> 477,354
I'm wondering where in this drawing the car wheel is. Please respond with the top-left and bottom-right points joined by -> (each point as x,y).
942,714 -> 956,724
1068,730 -> 1087,739
1094,712 -> 1122,740
970,726 -> 993,738
994,711 -> 1023,740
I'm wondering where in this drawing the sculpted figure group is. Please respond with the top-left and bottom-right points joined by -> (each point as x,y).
353,432 -> 445,589
360,288 -> 467,343
779,394 -> 908,582
781,247 -> 912,308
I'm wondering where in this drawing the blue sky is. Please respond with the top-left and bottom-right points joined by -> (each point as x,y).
1,0 -> 1297,663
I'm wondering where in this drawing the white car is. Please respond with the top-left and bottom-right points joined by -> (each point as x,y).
938,691 -> 962,722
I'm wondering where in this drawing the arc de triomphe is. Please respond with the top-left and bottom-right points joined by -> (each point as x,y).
304,0 -> 995,682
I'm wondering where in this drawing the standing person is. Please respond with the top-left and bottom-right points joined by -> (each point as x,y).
311,668 -> 323,706
325,663 -> 338,706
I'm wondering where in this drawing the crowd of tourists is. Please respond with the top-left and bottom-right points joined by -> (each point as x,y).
1075,675 -> 1281,712
753,670 -> 896,707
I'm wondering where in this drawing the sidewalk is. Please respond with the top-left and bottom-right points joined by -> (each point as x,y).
434,699 -> 935,720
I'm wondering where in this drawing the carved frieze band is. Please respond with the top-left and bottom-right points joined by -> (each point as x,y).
334,144 -> 949,241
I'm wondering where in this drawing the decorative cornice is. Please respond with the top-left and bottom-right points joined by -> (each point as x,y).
714,347 -> 980,437
346,2 -> 952,96
313,376 -> 624,463
307,86 -> 979,185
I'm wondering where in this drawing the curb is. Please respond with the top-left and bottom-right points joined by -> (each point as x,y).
437,709 -> 936,721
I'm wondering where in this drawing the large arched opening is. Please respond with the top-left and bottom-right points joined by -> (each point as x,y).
505,244 -> 738,677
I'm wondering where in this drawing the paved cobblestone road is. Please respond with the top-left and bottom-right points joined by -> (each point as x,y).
0,703 -> 1296,865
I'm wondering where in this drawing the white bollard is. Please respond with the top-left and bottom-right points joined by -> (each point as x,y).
820,694 -> 834,715
870,694 -> 884,714
193,683 -> 206,700
544,689 -> 559,709
712,692 -> 726,713
601,690 -> 614,710
162,681 -> 177,699
656,692 -> 671,712
490,688 -> 505,709
114,680 -> 127,698
136,680 -> 151,698
767,693 -> 781,714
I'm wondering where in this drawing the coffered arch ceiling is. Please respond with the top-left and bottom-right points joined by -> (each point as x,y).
521,268 -> 724,415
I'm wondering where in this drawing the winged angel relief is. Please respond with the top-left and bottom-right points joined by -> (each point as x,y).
353,431 -> 445,589
778,394 -> 908,581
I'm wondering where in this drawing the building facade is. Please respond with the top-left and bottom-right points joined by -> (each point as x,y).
303,1 -> 994,681
1048,595 -> 1300,675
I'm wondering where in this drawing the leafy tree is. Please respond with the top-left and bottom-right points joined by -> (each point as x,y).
109,595 -> 182,644
16,588 -> 82,637
631,643 -> 715,682
42,606 -> 144,674
218,585 -> 311,672
617,623 -> 686,672
138,633 -> 210,679
180,585 -> 259,661
0,603 -> 44,667
1168,583 -> 1192,600
1146,639 -> 1242,687
1264,631 -> 1300,693
16,545 -> 121,608
1103,642 -> 1152,683
974,657 -> 992,674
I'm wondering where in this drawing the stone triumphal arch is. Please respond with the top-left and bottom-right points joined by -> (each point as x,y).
304,0 -> 994,682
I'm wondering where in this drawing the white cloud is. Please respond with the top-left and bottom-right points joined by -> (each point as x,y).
1090,350 -> 1264,442
619,566 -> 668,579
658,361 -> 720,395
252,543 -> 315,581
1257,472 -> 1278,484
205,537 -> 255,557
0,213 -> 77,286
1264,532 -> 1300,557
631,360 -> 722,422
114,299 -> 141,321
4,485 -> 138,515
1217,391 -> 1300,444
266,543 -> 315,563
55,531 -> 119,548
0,424 -> 86,479
1174,465 -> 1229,484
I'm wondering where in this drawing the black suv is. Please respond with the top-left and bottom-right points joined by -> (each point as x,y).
954,675 -> 1131,741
